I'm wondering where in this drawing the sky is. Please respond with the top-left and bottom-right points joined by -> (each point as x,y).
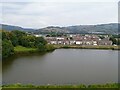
0,0 -> 119,29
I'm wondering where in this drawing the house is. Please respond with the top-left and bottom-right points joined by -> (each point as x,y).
56,37 -> 64,40
75,40 -> 83,45
98,40 -> 112,45
98,38 -> 112,45
46,37 -> 57,44
34,34 -> 43,37
92,41 -> 98,45
50,41 -> 57,44
70,40 -> 75,45
57,40 -> 64,44
64,40 -> 70,45
45,34 -> 113,46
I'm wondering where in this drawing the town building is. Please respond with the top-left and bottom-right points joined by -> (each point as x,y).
45,34 -> 113,45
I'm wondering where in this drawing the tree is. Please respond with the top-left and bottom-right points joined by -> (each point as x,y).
8,32 -> 19,46
116,39 -> 120,45
46,34 -> 50,37
109,37 -> 117,45
37,43 -> 46,52
11,30 -> 27,45
2,31 -> 9,40
35,37 -> 47,47
99,36 -> 105,39
45,44 -> 55,51
2,39 -> 14,58
35,37 -> 47,52
20,36 -> 36,47
2,30 -> 49,58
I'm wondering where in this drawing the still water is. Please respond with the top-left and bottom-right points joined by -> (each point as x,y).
3,49 -> 118,85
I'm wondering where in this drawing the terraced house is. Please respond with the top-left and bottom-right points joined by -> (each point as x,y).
45,35 -> 113,45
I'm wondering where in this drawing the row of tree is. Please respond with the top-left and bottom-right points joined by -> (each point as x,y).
109,35 -> 120,45
2,30 -> 54,59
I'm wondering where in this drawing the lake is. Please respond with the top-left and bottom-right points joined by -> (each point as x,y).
3,49 -> 118,85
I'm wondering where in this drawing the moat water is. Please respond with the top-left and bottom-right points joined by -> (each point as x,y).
3,49 -> 118,85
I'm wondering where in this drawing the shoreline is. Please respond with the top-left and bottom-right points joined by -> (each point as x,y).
2,46 -> 119,89
14,45 -> 119,54
2,83 -> 119,89
3,45 -> 119,60
54,45 -> 120,50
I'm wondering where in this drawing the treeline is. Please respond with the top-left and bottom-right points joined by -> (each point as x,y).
2,30 -> 55,59
109,34 -> 120,45
46,32 -> 66,37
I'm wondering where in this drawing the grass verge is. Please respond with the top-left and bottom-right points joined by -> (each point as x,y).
2,83 -> 119,89
14,46 -> 38,53
54,45 -> 120,50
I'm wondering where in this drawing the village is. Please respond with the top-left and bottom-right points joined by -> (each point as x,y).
34,34 -> 113,46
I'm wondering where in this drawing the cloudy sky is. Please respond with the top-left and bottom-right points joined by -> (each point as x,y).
0,0 -> 119,28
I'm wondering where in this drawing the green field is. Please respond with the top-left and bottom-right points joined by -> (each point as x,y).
2,83 -> 119,89
54,45 -> 120,50
14,46 -> 38,52
14,45 -> 119,54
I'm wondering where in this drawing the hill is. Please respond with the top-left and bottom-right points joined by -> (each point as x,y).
1,23 -> 119,34
65,23 -> 119,34
0,24 -> 35,32
36,23 -> 119,34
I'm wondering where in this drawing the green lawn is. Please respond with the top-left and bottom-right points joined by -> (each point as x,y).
14,45 -> 119,53
54,45 -> 119,50
2,83 -> 119,89
14,46 -> 38,52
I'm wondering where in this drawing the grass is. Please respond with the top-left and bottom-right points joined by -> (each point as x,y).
54,45 -> 120,50
14,45 -> 119,54
2,83 -> 119,89
14,46 -> 38,53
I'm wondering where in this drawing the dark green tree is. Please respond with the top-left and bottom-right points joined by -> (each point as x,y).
20,36 -> 36,47
8,32 -> 18,46
2,31 -> 9,40
37,43 -> 46,52
11,30 -> 27,45
35,37 -> 47,47
109,37 -> 117,45
2,40 -> 14,58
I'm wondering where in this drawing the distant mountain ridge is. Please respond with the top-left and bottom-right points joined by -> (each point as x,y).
0,24 -> 35,32
65,23 -> 119,34
0,23 -> 119,34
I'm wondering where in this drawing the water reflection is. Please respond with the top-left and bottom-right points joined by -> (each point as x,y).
3,52 -> 49,73
2,49 -> 118,85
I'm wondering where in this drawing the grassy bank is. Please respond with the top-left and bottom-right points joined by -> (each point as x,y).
54,45 -> 120,50
14,45 -> 119,54
14,46 -> 38,53
2,83 -> 119,89
14,45 -> 55,54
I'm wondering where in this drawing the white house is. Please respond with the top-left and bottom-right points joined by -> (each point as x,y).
70,40 -> 75,45
50,41 -> 57,44
93,41 -> 97,45
34,34 -> 42,37
56,37 -> 64,40
75,41 -> 82,45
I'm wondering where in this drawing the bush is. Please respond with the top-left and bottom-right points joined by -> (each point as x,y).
2,39 -> 14,58
45,44 -> 55,51
37,43 -> 46,52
